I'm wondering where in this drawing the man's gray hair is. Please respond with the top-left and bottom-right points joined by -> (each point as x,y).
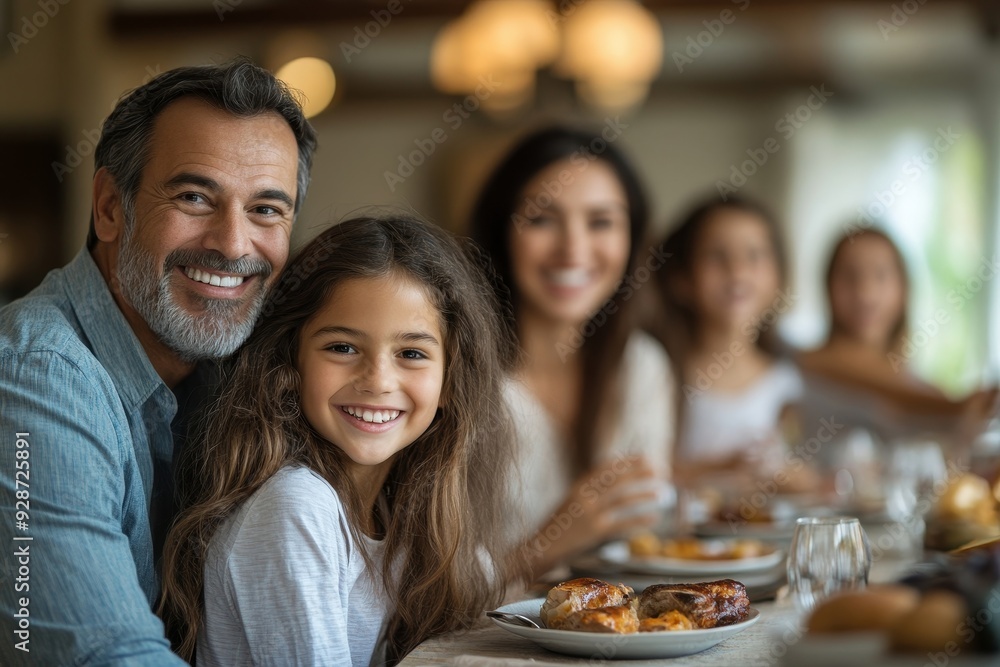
87,56 -> 318,247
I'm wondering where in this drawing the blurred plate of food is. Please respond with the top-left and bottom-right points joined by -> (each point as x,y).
686,496 -> 802,542
693,519 -> 798,543
598,534 -> 783,575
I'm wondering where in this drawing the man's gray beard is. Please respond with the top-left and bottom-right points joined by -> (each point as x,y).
115,217 -> 271,363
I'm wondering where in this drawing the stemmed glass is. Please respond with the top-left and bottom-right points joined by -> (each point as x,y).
826,427 -> 881,504
883,438 -> 947,555
786,516 -> 871,613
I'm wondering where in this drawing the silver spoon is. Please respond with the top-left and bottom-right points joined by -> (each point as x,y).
486,610 -> 543,629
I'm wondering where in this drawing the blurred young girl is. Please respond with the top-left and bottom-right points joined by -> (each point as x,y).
657,196 -> 802,480
158,216 -> 518,666
798,228 -> 997,443
471,126 -> 674,577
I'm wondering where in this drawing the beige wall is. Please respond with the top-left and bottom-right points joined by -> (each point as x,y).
0,1 -> 791,262
295,90 -> 788,249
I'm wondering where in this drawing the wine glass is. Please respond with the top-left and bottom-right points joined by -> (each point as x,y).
786,516 -> 871,613
827,428 -> 881,504
884,438 -> 947,555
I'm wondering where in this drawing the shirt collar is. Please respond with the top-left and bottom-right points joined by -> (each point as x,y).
63,248 -> 168,413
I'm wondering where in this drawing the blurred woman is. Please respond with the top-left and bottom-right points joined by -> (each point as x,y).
797,228 -> 997,447
470,126 -> 674,577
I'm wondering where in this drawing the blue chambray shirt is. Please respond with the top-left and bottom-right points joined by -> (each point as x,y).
0,249 -> 187,665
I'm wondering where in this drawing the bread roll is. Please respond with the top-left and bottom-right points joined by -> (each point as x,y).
807,586 -> 919,633
888,590 -> 967,653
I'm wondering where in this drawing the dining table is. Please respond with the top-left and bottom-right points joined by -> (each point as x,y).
398,543 -> 997,666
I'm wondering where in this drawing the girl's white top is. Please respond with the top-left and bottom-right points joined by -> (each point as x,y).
199,464 -> 389,667
677,359 -> 804,464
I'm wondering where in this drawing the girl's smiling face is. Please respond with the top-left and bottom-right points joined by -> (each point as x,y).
829,234 -> 905,348
686,209 -> 781,331
296,273 -> 445,468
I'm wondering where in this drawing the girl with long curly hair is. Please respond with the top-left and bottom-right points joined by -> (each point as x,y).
158,214 -> 518,666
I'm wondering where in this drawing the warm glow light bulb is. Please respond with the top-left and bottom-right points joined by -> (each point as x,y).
276,57 -> 336,119
464,0 -> 559,70
557,0 -> 662,84
431,0 -> 557,112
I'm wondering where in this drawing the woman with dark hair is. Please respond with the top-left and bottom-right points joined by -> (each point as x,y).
470,126 -> 674,577
798,228 -> 997,445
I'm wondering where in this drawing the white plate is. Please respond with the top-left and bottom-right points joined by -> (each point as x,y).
695,520 -> 797,543
780,632 -> 887,667
781,632 -> 1000,667
598,540 -> 784,575
490,598 -> 761,660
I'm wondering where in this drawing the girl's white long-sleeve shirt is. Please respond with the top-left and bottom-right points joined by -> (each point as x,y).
199,464 -> 389,667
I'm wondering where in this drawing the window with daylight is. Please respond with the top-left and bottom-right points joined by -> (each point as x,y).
780,94 -> 994,396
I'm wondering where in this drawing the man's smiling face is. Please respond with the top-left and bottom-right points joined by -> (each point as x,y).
114,96 -> 300,361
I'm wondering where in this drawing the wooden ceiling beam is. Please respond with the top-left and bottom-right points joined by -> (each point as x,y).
108,0 -> 994,39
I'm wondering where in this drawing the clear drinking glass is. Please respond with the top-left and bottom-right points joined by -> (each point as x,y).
886,439 -> 947,506
828,428 -> 881,503
786,516 -> 871,613
884,438 -> 947,555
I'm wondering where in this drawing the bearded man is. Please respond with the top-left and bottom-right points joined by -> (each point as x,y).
0,58 -> 317,665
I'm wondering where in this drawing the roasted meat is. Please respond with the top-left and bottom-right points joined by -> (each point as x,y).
638,609 -> 695,632
560,603 -> 640,634
540,578 -> 634,630
540,577 -> 749,634
638,579 -> 749,629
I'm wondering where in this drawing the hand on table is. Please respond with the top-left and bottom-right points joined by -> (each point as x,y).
520,455 -> 664,577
